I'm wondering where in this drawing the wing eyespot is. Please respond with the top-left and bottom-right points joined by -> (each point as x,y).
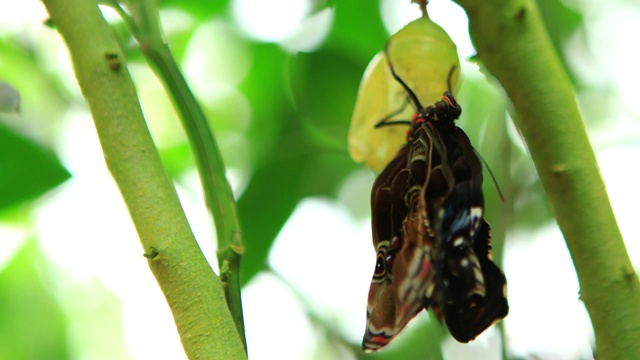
374,253 -> 386,279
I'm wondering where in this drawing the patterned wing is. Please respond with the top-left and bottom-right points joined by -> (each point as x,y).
434,126 -> 509,342
363,121 -> 450,352
363,125 -> 434,351
443,218 -> 509,342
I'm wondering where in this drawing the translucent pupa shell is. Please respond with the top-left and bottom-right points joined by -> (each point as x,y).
348,16 -> 460,171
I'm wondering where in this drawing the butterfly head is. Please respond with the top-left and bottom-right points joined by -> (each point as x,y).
434,91 -> 462,122
405,91 -> 461,142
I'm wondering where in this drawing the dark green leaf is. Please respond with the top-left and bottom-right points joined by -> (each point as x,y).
323,0 -> 387,64
289,50 -> 363,150
238,43 -> 359,284
237,150 -> 302,284
238,129 -> 357,285
0,124 -> 71,210
238,43 -> 300,284
158,0 -> 229,20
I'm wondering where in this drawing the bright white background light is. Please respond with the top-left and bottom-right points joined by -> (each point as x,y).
231,0 -> 310,42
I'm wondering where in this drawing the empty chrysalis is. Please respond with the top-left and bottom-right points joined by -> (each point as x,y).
348,15 -> 460,171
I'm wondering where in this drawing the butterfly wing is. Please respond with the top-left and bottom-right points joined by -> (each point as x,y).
363,143 -> 411,351
444,219 -> 509,342
363,123 -> 450,352
363,99 -> 508,350
437,127 -> 509,342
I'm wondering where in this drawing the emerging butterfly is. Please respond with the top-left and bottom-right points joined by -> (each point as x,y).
363,47 -> 509,352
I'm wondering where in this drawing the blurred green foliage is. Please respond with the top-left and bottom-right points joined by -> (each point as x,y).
0,0 -> 590,358
0,240 -> 69,359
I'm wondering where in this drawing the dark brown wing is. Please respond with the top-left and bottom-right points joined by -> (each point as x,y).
363,126 -> 442,351
436,126 -> 508,342
363,144 -> 412,352
444,219 -> 509,342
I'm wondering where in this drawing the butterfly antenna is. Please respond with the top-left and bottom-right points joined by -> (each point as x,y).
474,149 -> 505,202
374,96 -> 413,128
384,42 -> 424,111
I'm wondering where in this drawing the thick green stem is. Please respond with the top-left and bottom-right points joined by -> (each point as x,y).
452,0 -> 640,358
42,0 -> 246,358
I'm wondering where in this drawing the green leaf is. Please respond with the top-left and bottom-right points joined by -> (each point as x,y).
323,0 -> 387,63
158,0 -> 229,20
289,50 -> 363,151
237,43 -> 300,284
237,42 -> 360,285
237,151 -> 302,285
237,133 -> 357,285
0,124 -> 71,211
0,240 -> 70,359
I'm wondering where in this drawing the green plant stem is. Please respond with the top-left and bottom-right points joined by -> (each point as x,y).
452,0 -> 640,358
146,43 -> 246,348
42,0 -> 246,358
118,0 -> 247,348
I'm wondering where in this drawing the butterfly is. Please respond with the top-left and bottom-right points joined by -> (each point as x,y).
362,47 -> 509,352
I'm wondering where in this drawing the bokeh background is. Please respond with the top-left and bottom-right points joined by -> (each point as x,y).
1,0 -> 639,359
